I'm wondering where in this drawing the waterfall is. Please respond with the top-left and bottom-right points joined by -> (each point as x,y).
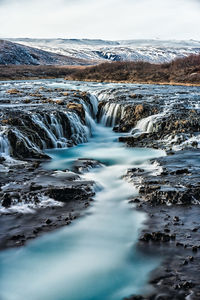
31,114 -> 69,149
134,115 -> 155,133
131,112 -> 165,135
88,94 -> 98,117
0,128 -> 10,157
0,91 -> 99,160
67,111 -> 89,144
31,114 -> 58,148
76,94 -> 99,134
32,111 -> 91,148
99,102 -> 125,127
11,128 -> 41,152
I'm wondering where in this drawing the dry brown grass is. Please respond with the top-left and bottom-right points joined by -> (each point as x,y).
65,54 -> 200,86
0,65 -> 86,81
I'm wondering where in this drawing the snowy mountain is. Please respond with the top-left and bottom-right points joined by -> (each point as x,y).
7,38 -> 200,64
0,40 -> 90,65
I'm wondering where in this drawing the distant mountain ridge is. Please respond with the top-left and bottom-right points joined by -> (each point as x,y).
0,40 -> 91,65
6,38 -> 200,64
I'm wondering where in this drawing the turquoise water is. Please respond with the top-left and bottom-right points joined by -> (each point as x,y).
0,121 -> 165,300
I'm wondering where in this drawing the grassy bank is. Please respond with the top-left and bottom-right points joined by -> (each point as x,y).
65,54 -> 200,86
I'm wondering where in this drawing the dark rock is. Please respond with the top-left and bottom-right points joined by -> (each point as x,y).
192,246 -> 198,252
46,186 -> 93,202
1,194 -> 12,208
182,281 -> 195,290
45,219 -> 52,225
10,234 -> 25,240
0,156 -> 6,163
173,216 -> 180,222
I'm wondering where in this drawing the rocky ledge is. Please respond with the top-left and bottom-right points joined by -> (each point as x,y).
0,158 -> 101,250
97,86 -> 200,151
123,151 -> 200,299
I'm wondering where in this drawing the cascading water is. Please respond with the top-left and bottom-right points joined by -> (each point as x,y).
0,94 -> 98,160
76,94 -> 98,135
131,112 -> 165,135
88,94 -> 99,117
67,111 -> 89,144
31,114 -> 63,148
99,102 -> 125,127
0,128 -> 10,158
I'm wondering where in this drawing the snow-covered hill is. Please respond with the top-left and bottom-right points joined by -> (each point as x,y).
0,40 -> 90,65
7,38 -> 200,64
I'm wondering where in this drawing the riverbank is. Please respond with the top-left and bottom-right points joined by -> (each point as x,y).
125,150 -> 200,299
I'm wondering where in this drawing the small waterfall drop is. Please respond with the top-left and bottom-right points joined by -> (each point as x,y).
31,114 -> 61,148
131,112 -> 165,135
99,102 -> 125,127
0,128 -> 10,158
67,111 -> 89,144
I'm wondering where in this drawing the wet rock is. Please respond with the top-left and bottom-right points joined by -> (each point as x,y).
0,156 -> 6,163
174,169 -> 189,175
45,219 -> 52,225
176,242 -> 184,247
124,296 -> 145,300
192,227 -> 199,232
46,186 -> 94,203
188,256 -> 194,261
6,89 -> 21,95
173,216 -> 180,222
66,102 -> 85,121
129,198 -> 141,203
72,159 -> 102,173
179,281 -> 195,290
140,232 -> 173,243
192,246 -> 198,252
29,183 -> 43,191
140,233 -> 152,242
1,194 -> 12,208
10,234 -> 25,240
8,129 -> 50,160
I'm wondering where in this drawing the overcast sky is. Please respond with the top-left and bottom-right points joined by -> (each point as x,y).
0,0 -> 200,40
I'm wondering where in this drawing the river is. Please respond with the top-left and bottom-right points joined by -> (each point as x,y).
0,93 -> 164,300
0,80 -> 167,300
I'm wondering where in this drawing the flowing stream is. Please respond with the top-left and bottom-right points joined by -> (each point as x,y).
0,81 -> 166,300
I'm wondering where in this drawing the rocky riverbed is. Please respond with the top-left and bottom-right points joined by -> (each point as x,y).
0,79 -> 200,300
124,150 -> 200,299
